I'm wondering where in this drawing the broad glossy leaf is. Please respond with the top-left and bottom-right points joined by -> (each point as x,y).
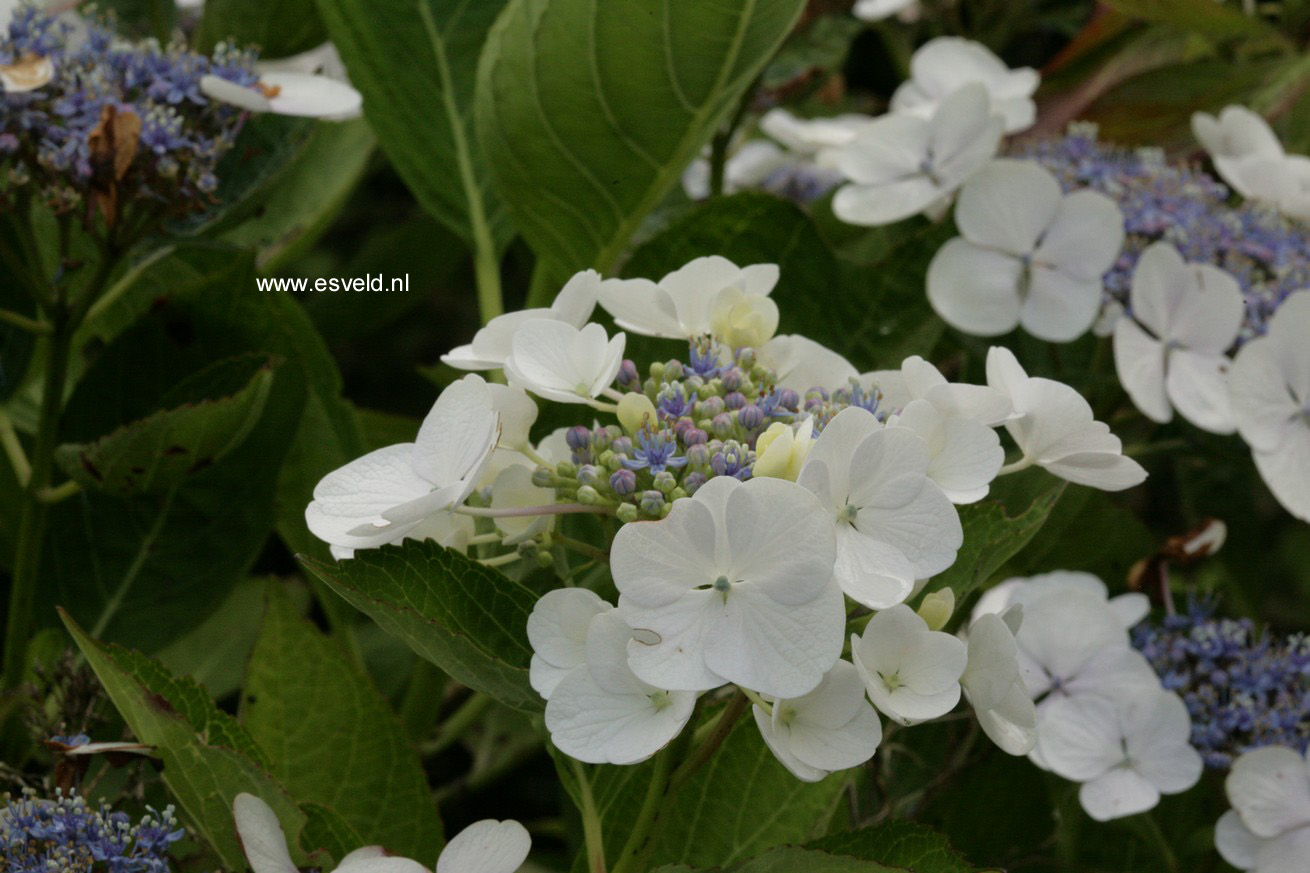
316,0 -> 512,247
61,611 -> 315,871
54,354 -> 275,496
300,540 -> 540,711
242,585 -> 445,857
475,0 -> 807,272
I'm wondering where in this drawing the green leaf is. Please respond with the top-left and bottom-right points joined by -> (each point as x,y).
54,354 -> 276,496
650,716 -> 845,867
298,802 -> 366,866
1099,0 -> 1287,44
808,821 -> 981,873
196,0 -> 327,58
654,849 -> 897,873
60,611 -> 314,871
475,0 -> 807,272
242,584 -> 445,857
927,476 -> 1065,603
316,0 -> 512,247
156,577 -> 302,699
222,118 -> 375,271
299,540 -> 541,711
41,250 -> 350,653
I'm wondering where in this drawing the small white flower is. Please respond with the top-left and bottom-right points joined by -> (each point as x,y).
986,346 -> 1147,491
710,285 -> 780,349
798,407 -> 961,609
545,611 -> 697,765
757,334 -> 858,394
502,321 -> 625,405
442,270 -> 600,371
851,604 -> 967,725
598,256 -> 779,343
1215,745 -> 1310,873
891,37 -> 1040,134
200,72 -> 362,119
528,588 -> 615,700
752,660 -> 883,782
612,475 -> 843,699
1192,106 -> 1310,222
961,611 -> 1037,755
928,160 -> 1126,342
1229,292 -> 1310,522
1036,691 -> 1202,821
827,83 -> 1003,227
305,375 -> 499,555
1113,242 -> 1243,433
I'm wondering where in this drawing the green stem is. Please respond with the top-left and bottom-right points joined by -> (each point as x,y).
418,2 -> 503,325
398,659 -> 447,742
571,758 -> 609,873
1130,811 -> 1179,873
3,317 -> 73,689
0,409 -> 31,486
669,691 -> 748,791
38,479 -> 82,503
423,691 -> 493,756
553,533 -> 609,564
0,308 -> 48,334
708,129 -> 730,198
609,744 -> 674,873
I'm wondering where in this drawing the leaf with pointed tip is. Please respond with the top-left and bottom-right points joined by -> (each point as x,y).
60,611 -> 314,871
300,540 -> 540,711
54,354 -> 276,496
242,585 -> 445,857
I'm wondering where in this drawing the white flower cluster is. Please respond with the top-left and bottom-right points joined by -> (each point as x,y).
1193,105 -> 1310,224
681,36 -> 1038,215
975,572 -> 1202,821
304,249 -> 1150,783
233,793 -> 530,873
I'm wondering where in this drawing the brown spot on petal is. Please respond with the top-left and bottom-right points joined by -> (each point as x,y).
256,81 -> 282,99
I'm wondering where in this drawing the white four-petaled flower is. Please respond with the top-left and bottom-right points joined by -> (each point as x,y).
611,475 -> 844,699
798,407 -> 962,609
1036,691 -> 1202,821
502,321 -> 625,405
986,346 -> 1147,491
752,659 -> 883,782
890,37 -> 1039,134
928,160 -> 1125,343
827,83 -> 1003,227
961,610 -> 1037,755
1113,242 -> 1243,433
1216,745 -> 1310,873
851,604 -> 967,725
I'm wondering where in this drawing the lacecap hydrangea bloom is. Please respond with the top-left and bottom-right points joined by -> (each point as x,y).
1,788 -> 183,872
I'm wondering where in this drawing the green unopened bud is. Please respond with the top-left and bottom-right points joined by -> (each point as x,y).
653,471 -> 677,495
668,487 -> 688,501
531,467 -> 555,488
618,392 -> 658,434
555,461 -> 577,478
576,484 -> 601,504
516,540 -> 539,561
616,502 -> 639,523
536,550 -> 555,568
649,361 -> 665,382
598,450 -> 619,471
737,348 -> 756,369
917,588 -> 956,631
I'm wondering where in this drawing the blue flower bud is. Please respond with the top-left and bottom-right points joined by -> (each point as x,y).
609,468 -> 637,495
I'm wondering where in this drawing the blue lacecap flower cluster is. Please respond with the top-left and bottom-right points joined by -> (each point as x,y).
1133,598 -> 1310,769
1,788 -> 184,872
1018,124 -> 1310,343
1,5 -> 259,212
